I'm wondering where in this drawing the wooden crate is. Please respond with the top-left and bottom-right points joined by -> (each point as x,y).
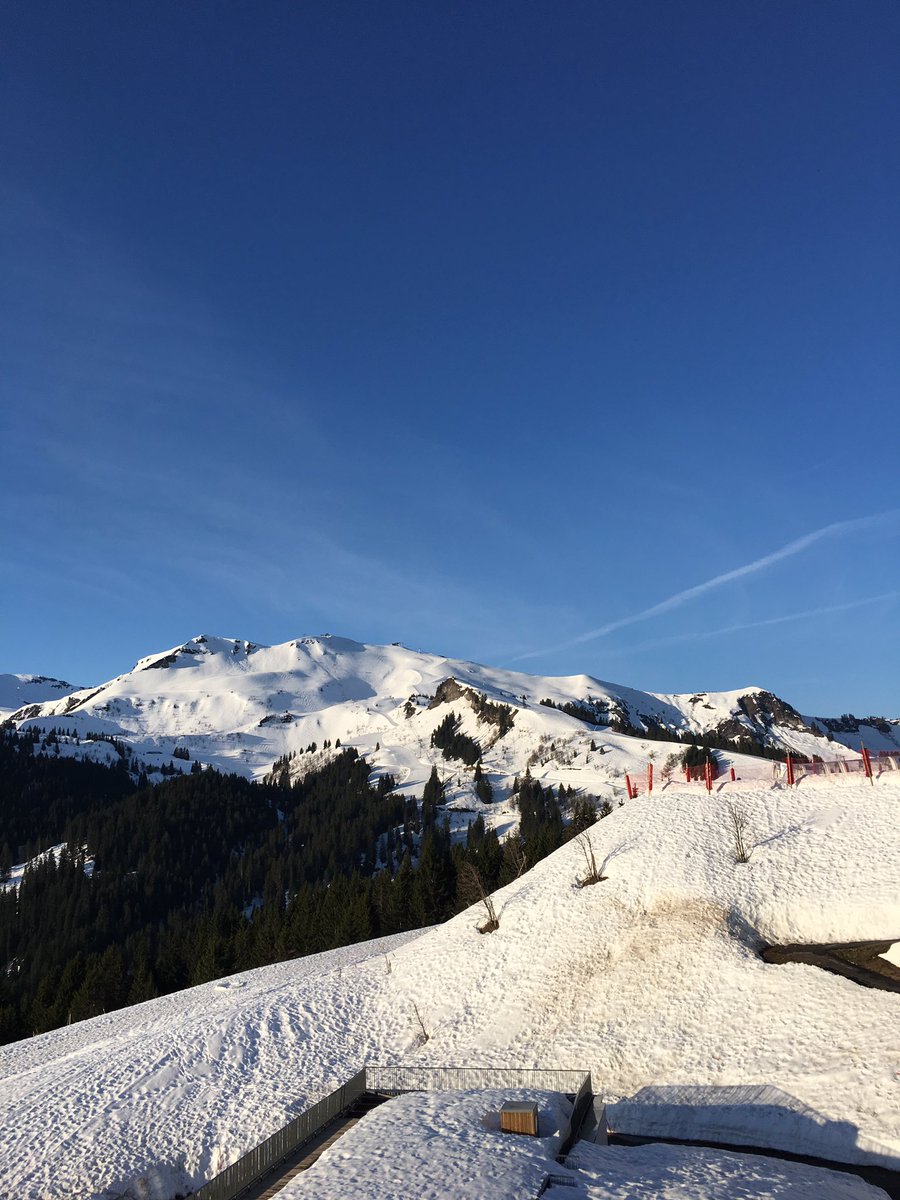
499,1101 -> 539,1136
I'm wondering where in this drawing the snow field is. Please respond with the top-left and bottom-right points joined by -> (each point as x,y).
554,1139 -> 891,1199
280,1089 -> 890,1200
0,673 -> 78,721
0,775 -> 898,1198
277,1088 -> 572,1200
0,931 -> 425,1200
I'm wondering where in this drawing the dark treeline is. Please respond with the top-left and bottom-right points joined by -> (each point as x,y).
0,734 -> 598,1045
0,728 -> 134,869
430,710 -> 481,766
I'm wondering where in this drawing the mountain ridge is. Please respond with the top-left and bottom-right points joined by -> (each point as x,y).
5,635 -> 897,798
0,673 -> 80,721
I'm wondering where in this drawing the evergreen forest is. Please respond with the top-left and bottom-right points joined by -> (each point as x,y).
0,730 -> 599,1045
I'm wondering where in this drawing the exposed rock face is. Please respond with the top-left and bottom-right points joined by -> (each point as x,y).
141,652 -> 179,671
814,713 -> 896,736
739,690 -> 808,729
8,685 -> 106,724
711,690 -> 813,745
428,678 -> 515,738
428,678 -> 468,708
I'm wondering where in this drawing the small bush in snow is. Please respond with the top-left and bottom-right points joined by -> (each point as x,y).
411,1001 -> 430,1046
725,801 -> 754,863
660,753 -> 680,787
460,861 -> 500,933
575,832 -> 608,888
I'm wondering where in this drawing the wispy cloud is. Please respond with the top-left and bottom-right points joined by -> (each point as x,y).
510,510 -> 900,662
596,591 -> 900,658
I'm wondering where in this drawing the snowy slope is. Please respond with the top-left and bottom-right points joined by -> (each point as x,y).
807,713 -> 900,754
1,774 -> 898,1199
0,929 -> 427,1199
5,635 -> 863,800
0,673 -> 78,721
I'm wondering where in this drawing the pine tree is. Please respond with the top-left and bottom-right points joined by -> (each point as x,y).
473,762 -> 493,804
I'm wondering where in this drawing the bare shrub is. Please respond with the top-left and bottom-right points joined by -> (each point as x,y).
411,1001 -> 430,1045
725,801 -> 753,863
502,838 -> 528,881
575,832 -> 608,888
460,861 -> 499,932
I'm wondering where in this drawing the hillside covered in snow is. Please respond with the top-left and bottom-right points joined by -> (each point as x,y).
1,772 -> 898,1199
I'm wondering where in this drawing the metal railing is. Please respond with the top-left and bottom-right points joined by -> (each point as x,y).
365,1064 -> 590,1096
191,1068 -> 366,1200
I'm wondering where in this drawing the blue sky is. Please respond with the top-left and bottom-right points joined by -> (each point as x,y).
1,0 -> 898,714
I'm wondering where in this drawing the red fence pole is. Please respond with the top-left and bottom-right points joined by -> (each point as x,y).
704,760 -> 713,793
647,762 -> 653,794
786,754 -> 795,787
861,743 -> 873,785
625,773 -> 633,799
730,766 -> 736,782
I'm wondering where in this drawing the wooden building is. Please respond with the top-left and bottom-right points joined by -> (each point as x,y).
499,1101 -> 539,1136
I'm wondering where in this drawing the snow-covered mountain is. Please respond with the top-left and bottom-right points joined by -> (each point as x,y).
4,635 -> 880,802
0,673 -> 79,721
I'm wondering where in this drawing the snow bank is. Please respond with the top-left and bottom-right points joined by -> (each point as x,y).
278,1088 -> 571,1200
378,777 -> 900,1166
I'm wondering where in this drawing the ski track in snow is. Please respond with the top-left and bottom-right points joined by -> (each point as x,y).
0,931 -> 424,1199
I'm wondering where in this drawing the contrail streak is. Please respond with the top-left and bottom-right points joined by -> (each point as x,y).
510,510 -> 900,663
599,591 -> 900,658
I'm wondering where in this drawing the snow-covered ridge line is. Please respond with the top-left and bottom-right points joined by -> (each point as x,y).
5,633 -> 890,800
0,673 -> 79,721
